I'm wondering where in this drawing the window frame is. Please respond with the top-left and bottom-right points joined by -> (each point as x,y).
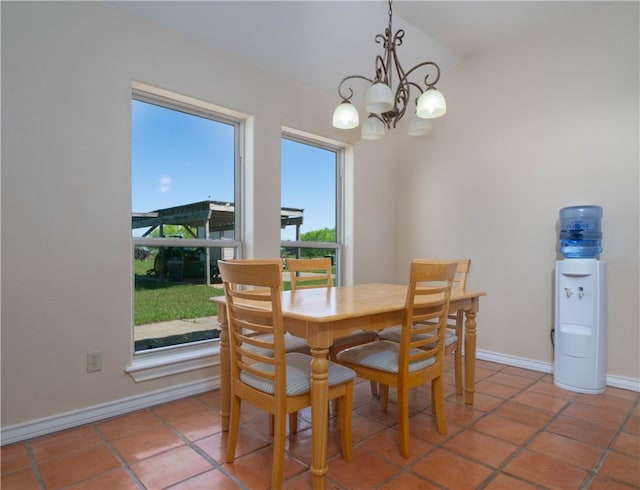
128,82 -> 244,381
280,129 -> 345,285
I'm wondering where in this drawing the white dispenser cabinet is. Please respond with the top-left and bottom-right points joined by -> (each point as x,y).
554,259 -> 607,393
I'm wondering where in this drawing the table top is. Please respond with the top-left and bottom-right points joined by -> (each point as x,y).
209,282 -> 485,323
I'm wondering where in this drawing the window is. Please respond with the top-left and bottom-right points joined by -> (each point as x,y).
281,134 -> 342,284
131,86 -> 241,354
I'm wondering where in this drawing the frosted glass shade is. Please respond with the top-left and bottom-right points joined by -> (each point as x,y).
361,116 -> 385,140
365,83 -> 394,115
408,114 -> 433,136
416,89 -> 446,118
332,102 -> 359,129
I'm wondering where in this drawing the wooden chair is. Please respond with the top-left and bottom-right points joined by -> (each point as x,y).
219,260 -> 356,489
287,257 -> 334,291
378,259 -> 471,395
226,258 -> 309,355
287,257 -> 379,392
335,259 -> 457,458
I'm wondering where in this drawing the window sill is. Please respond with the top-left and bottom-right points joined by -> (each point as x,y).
126,341 -> 220,382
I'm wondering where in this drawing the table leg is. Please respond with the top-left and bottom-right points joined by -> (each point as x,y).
310,346 -> 329,490
218,308 -> 230,432
464,309 -> 477,405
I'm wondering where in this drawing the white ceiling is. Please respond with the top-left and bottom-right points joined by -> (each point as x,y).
110,1 -> 613,97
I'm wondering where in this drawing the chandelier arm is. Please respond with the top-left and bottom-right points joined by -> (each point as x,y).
337,74 -> 374,102
402,61 -> 442,89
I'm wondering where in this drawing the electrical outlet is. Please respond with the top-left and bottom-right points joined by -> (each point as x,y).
87,352 -> 102,373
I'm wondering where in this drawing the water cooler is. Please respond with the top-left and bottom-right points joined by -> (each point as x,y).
554,205 -> 607,394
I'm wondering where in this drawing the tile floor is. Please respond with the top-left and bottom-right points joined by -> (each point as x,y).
2,357 -> 639,489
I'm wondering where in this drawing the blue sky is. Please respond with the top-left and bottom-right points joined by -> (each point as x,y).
132,100 -> 336,240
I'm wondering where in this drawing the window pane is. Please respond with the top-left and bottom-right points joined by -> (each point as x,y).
281,138 -> 337,242
132,99 -> 236,239
132,95 -> 237,352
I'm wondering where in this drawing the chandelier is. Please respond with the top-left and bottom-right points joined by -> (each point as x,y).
332,0 -> 446,140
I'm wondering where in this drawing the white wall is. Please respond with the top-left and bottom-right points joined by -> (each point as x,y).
395,3 -> 639,381
0,2 -> 395,429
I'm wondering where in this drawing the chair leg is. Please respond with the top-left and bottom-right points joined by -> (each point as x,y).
379,384 -> 389,412
397,385 -> 410,459
370,381 -> 378,396
225,395 -> 241,463
289,412 -> 298,434
432,376 -> 447,435
454,313 -> 464,395
269,414 -> 274,436
271,411 -> 287,489
338,384 -> 353,462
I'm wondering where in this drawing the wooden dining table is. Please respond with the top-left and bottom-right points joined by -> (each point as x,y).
209,283 -> 485,490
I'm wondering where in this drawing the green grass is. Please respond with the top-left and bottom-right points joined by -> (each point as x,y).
134,277 -> 223,325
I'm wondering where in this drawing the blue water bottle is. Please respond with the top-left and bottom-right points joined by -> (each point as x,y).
559,205 -> 603,259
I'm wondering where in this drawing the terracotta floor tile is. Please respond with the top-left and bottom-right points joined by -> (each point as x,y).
598,450 -> 640,487
624,415 -> 640,436
349,411 -> 389,444
327,447 -> 399,489
527,431 -> 602,469
378,471 -> 440,489
130,445 -> 212,489
286,425 -> 347,465
98,409 -> 165,441
501,366 -> 547,380
611,431 -> 640,457
443,399 -> 486,426
459,391 -> 504,412
503,449 -> 588,488
576,392 -> 637,413
444,429 -> 518,468
470,414 -> 538,445
474,378 -> 523,399
168,408 -> 221,441
588,473 -> 640,489
563,400 -> 630,430
0,467 -> 40,490
527,379 -> 579,399
359,427 -> 435,465
65,468 -> 140,490
168,468 -> 243,489
1,443 -> 31,475
547,414 -> 617,447
512,389 -> 571,413
493,400 -> 555,428
30,426 -> 103,462
411,448 -> 493,488
222,445 -> 306,490
483,473 -> 542,489
406,412 -> 464,445
38,444 -> 121,489
111,425 -> 185,464
195,426 -> 270,464
151,397 -> 211,422
485,372 -> 537,389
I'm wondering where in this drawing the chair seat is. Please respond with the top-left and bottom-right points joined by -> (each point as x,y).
378,325 -> 457,346
336,340 -> 435,373
241,352 -> 356,396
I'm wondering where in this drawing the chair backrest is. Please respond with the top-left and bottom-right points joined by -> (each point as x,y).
218,260 -> 287,396
224,258 -> 284,289
287,257 -> 333,291
399,260 -> 457,372
453,259 -> 471,293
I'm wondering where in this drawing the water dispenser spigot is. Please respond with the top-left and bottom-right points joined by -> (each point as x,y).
564,287 -> 572,298
578,286 -> 584,299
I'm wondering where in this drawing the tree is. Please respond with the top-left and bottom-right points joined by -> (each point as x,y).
300,228 -> 335,258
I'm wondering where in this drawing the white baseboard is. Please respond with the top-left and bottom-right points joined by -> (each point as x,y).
477,349 -> 640,393
1,377 -> 221,446
3,351 -> 639,446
